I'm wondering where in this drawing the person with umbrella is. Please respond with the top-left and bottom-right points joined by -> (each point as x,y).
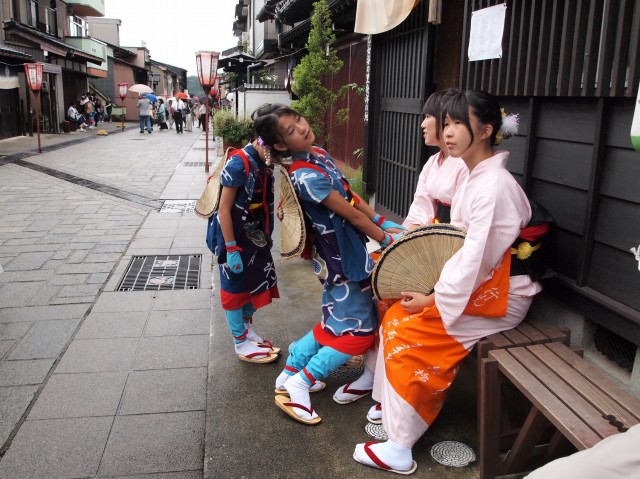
172,94 -> 186,134
137,93 -> 153,134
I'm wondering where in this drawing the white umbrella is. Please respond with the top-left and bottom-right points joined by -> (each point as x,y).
128,83 -> 153,94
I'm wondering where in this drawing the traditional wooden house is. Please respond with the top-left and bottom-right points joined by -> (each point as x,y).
361,0 -> 640,394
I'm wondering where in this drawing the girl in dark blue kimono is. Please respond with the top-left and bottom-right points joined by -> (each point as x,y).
251,104 -> 405,424
209,141 -> 281,364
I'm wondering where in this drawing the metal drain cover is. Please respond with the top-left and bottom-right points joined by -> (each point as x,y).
160,200 -> 197,215
430,441 -> 476,467
182,162 -> 206,167
365,422 -> 388,441
328,365 -> 364,380
118,255 -> 201,291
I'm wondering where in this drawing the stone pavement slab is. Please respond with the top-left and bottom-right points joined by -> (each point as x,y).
0,358 -> 55,386
98,411 -> 204,477
0,416 -> 113,479
119,367 -> 207,415
29,371 -> 127,420
0,386 -> 38,446
133,335 -> 209,370
56,337 -> 139,373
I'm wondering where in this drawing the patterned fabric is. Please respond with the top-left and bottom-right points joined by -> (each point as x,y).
289,148 -> 374,283
289,147 -> 377,348
212,145 -> 279,310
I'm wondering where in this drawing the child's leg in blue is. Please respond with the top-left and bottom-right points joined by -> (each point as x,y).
224,308 -> 246,343
242,303 -> 263,342
274,330 -> 320,388
303,346 -> 351,384
226,307 -> 270,357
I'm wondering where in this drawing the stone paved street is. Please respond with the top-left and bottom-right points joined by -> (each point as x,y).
0,126 -> 480,479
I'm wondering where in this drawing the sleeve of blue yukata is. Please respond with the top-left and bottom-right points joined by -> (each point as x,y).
290,169 -> 333,205
220,156 -> 248,187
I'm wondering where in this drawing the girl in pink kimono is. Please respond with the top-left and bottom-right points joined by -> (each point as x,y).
333,90 -> 468,420
352,90 -> 542,474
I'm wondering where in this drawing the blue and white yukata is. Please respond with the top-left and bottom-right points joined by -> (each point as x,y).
282,147 -> 378,385
208,144 -> 279,343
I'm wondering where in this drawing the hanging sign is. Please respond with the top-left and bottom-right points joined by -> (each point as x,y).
468,4 -> 507,61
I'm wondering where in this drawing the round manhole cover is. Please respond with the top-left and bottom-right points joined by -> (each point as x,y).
430,441 -> 476,467
328,365 -> 364,380
364,422 -> 388,441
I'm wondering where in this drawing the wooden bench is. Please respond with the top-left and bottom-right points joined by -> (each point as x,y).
479,342 -> 640,479
476,317 -> 570,365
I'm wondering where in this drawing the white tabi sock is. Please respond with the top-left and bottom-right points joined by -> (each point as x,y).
334,364 -> 375,402
354,439 -> 414,472
234,339 -> 271,358
283,373 -> 318,421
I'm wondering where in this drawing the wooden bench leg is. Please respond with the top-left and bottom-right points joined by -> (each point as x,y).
542,430 -> 576,464
480,357 -> 502,479
503,406 -> 550,474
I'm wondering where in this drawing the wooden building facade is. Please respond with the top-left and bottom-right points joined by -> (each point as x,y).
365,0 -> 640,379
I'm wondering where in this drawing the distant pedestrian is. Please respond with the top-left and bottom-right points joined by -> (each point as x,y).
167,100 -> 175,129
157,98 -> 168,130
173,97 -> 185,134
198,101 -> 206,129
184,100 -> 193,132
137,94 -> 153,134
67,102 -> 88,131
105,97 -> 114,122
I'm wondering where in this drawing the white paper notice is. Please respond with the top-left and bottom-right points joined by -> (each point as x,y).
468,3 -> 507,61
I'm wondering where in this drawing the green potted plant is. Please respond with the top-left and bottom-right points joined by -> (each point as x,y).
213,109 -> 254,149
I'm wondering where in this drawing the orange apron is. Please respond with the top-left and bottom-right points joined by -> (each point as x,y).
382,249 -> 511,425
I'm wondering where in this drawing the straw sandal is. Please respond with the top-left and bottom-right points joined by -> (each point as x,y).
237,351 -> 278,364
274,395 -> 321,425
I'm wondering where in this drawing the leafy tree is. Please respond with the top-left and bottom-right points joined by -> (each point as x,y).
291,0 -> 344,145
186,76 -> 204,98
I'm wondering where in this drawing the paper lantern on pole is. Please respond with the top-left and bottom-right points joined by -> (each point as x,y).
196,51 -> 221,173
24,63 -> 44,153
117,83 -> 128,131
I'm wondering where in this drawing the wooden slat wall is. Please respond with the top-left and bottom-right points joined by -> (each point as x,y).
369,0 -> 432,218
461,0 -> 640,98
326,40 -> 367,170
498,96 -> 640,312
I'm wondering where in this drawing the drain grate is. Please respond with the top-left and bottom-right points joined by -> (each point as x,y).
328,365 -> 364,380
160,200 -> 197,215
118,255 -> 201,291
365,422 -> 388,441
182,162 -> 206,167
430,441 -> 476,467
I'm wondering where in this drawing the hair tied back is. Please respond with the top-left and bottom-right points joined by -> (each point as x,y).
495,108 -> 519,145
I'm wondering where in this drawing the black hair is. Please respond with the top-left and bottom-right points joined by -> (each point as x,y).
421,88 -> 459,140
251,103 -> 300,154
442,90 -> 502,146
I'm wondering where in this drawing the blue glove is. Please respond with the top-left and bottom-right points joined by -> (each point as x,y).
225,241 -> 244,274
373,214 -> 407,232
379,232 -> 404,248
380,220 -> 407,232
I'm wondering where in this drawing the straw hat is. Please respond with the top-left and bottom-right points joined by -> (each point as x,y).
372,224 -> 466,300
276,167 -> 306,258
194,147 -> 232,219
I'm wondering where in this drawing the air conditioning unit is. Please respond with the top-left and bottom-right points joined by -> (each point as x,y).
41,81 -> 49,92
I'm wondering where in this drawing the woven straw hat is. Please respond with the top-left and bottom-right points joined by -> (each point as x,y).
276,167 -> 306,258
372,224 -> 466,300
194,148 -> 232,219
